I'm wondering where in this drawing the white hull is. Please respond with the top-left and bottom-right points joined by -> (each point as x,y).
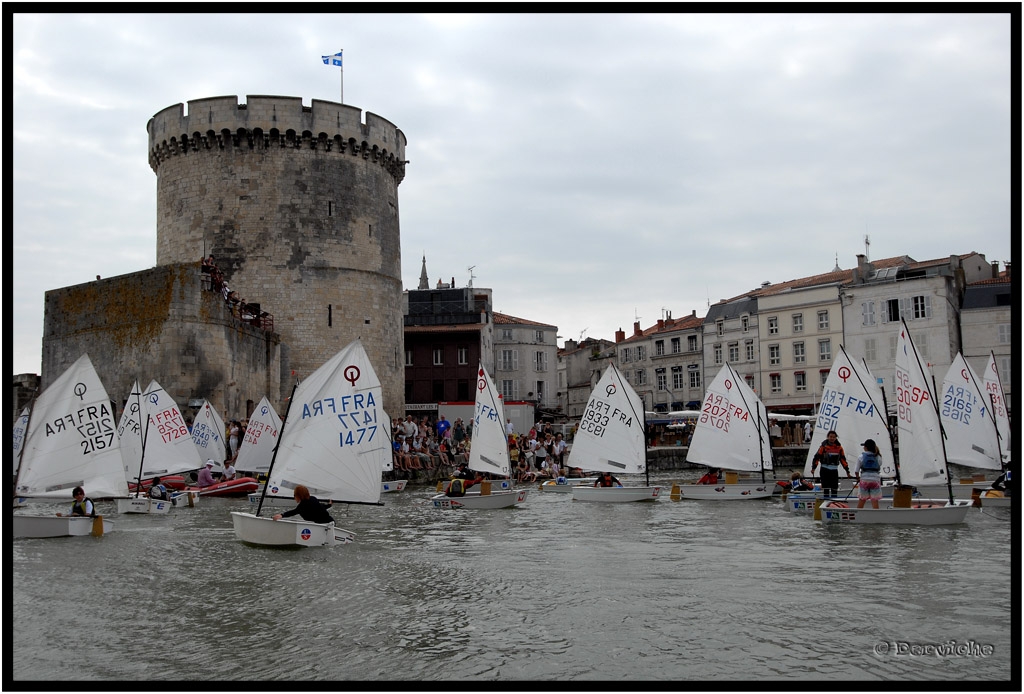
782,485 -> 898,513
572,486 -> 662,503
539,478 -> 598,493
437,479 -> 513,494
430,489 -> 528,509
13,515 -> 114,538
230,512 -> 355,547
116,497 -> 173,515
972,490 -> 1011,508
382,480 -> 407,493
819,499 -> 971,525
171,491 -> 200,507
914,482 -> 997,500
671,483 -> 775,500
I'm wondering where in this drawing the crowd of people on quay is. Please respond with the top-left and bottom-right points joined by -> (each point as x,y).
200,255 -> 273,331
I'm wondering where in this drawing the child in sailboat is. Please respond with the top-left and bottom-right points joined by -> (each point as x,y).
594,471 -> 622,487
697,468 -> 720,485
272,485 -> 334,524
852,439 -> 883,510
56,487 -> 96,517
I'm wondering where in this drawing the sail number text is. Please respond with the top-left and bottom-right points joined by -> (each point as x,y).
579,397 -> 634,438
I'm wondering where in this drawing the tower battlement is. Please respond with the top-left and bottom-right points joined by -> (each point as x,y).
147,95 -> 407,183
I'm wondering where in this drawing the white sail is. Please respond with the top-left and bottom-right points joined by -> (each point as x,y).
381,410 -> 394,472
117,381 -> 145,481
687,363 -> 771,473
894,320 -> 947,486
266,339 -> 386,505
191,400 -> 227,465
15,354 -> 129,499
565,364 -> 646,474
13,406 -> 30,476
121,380 -> 203,483
982,352 -> 1011,463
940,353 -> 1002,471
234,396 -> 282,474
468,364 -> 511,478
803,347 -> 895,478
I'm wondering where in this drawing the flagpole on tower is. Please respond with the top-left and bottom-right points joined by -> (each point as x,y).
321,49 -> 344,104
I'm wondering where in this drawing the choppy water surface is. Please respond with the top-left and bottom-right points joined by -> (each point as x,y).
11,471 -> 1014,685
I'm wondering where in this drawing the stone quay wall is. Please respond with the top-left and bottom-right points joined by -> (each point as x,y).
42,263 -> 281,420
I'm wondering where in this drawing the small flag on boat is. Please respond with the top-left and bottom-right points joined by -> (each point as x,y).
322,51 -> 343,67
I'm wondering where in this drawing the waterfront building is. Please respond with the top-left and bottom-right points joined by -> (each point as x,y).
403,260 -> 494,408
613,312 -> 705,414
944,261 -> 1011,401
839,252 -> 993,404
558,337 -> 616,419
493,312 -> 559,412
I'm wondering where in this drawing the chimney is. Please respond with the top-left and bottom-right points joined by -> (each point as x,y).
615,328 -> 626,343
657,319 -> 664,329
691,310 -> 696,318
633,321 -> 642,337
565,339 -> 577,351
992,260 -> 999,278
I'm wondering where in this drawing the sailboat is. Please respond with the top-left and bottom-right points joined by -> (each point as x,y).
820,319 -> 971,524
240,396 -> 289,506
670,362 -> 775,500
786,346 -> 895,513
231,339 -> 388,546
431,364 -> 528,509
13,354 -> 127,538
568,363 -> 662,502
191,399 -> 227,471
116,380 -> 205,513
983,351 -> 1011,465
929,353 -> 1010,508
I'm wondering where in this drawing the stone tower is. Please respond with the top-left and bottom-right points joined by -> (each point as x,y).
147,95 -> 407,416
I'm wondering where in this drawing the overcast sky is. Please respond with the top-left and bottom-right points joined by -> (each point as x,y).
11,11 -> 1013,376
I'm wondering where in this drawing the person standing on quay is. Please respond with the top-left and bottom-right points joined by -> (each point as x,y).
811,430 -> 851,498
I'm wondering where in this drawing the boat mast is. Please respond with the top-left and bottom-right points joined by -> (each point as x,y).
903,318 -> 953,504
984,350 -> 1008,473
131,386 -> 149,498
255,381 -> 299,517
879,387 -> 901,488
929,373 -> 955,506
755,401 -> 767,484
612,363 -> 648,486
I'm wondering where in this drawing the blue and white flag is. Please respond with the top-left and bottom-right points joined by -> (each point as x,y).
322,51 -> 343,67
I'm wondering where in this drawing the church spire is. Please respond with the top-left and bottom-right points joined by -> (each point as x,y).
418,254 -> 429,290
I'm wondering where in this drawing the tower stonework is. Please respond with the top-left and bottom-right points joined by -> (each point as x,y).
147,95 -> 407,415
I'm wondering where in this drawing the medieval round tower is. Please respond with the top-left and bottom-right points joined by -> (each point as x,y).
147,95 -> 407,415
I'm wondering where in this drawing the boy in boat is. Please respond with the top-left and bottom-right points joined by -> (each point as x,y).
447,463 -> 483,497
789,471 -> 815,492
697,468 -> 720,485
148,477 -> 171,500
810,430 -> 851,497
272,484 -> 334,524
57,486 -> 96,517
594,471 -> 622,487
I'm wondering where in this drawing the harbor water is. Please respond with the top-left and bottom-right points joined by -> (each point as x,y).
10,470 -> 1014,685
